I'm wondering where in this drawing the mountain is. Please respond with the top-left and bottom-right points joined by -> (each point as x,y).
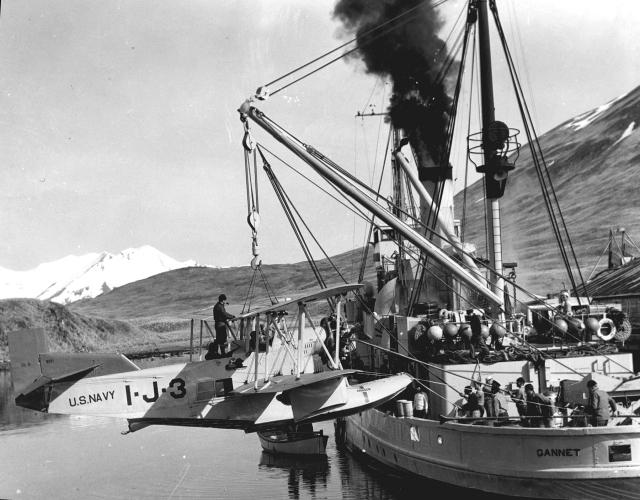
454,86 -> 640,294
0,246 -> 198,304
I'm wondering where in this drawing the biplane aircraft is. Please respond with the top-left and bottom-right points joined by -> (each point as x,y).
9,284 -> 411,434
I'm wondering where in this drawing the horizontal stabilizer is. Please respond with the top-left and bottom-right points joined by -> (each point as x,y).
40,352 -> 139,379
14,364 -> 108,411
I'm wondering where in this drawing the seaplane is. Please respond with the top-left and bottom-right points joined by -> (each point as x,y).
8,284 -> 412,434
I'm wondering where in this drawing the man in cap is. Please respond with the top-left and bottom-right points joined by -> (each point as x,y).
585,380 -> 617,426
213,293 -> 235,356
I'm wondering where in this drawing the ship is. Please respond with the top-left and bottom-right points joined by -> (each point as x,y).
236,0 -> 640,498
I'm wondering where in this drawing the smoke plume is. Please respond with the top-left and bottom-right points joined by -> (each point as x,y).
333,0 -> 453,173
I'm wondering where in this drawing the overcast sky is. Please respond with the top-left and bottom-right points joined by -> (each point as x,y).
1,0 -> 639,271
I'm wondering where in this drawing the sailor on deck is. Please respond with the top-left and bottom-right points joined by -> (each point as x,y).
413,386 -> 428,419
512,377 -> 527,417
586,380 -> 617,426
524,383 -> 553,428
213,293 -> 235,356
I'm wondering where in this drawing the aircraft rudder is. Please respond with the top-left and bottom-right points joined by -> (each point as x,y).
7,328 -> 48,394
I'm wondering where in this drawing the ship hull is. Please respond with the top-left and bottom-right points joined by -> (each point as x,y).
342,409 -> 640,499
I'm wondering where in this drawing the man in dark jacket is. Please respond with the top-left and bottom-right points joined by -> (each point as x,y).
213,294 -> 235,356
524,383 -> 553,427
585,380 -> 617,426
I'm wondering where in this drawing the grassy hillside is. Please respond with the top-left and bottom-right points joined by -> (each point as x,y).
0,299 -> 155,359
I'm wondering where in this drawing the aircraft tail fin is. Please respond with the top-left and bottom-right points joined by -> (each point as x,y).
8,328 -> 48,394
8,328 -> 140,396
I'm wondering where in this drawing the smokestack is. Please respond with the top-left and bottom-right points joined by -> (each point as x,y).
333,0 -> 453,178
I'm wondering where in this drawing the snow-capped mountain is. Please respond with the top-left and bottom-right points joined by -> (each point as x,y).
0,246 -> 198,304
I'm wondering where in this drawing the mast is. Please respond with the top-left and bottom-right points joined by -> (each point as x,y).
477,0 -> 505,320
391,128 -> 410,315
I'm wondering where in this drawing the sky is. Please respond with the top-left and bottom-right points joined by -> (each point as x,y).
1,0 -> 639,271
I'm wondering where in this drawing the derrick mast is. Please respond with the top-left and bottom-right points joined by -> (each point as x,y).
468,0 -> 519,320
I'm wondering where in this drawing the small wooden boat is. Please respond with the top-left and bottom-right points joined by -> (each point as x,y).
258,424 -> 329,455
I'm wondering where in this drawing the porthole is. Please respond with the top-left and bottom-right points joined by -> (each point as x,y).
437,435 -> 444,445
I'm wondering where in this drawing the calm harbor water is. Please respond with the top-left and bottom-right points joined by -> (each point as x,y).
0,369 -> 515,500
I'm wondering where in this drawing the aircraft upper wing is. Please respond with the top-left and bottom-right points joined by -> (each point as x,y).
233,283 -> 363,320
232,369 -> 358,395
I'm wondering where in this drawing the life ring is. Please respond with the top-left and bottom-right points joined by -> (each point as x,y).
596,318 -> 617,341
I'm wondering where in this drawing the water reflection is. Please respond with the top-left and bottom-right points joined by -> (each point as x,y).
259,452 -> 329,499
0,370 -> 65,431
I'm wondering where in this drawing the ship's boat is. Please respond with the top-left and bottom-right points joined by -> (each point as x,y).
258,423 -> 329,455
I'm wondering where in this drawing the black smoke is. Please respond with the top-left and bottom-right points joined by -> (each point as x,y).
333,0 -> 452,171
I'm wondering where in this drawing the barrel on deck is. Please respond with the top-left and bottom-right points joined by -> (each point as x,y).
402,400 -> 414,418
396,400 -> 406,417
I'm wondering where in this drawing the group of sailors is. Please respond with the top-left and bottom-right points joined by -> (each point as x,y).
456,377 -> 617,427
404,374 -> 618,427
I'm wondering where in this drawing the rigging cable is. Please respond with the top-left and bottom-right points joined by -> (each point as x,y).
267,0 -> 452,96
490,2 -> 588,302
358,125 -> 393,284
251,111 -> 579,322
460,22 -> 477,245
409,6 -> 473,311
257,146 -> 349,292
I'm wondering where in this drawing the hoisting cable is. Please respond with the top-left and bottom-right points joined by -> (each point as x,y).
242,267 -> 259,314
256,146 -> 350,308
242,119 -> 262,270
267,176 -> 349,286
260,155 -> 327,290
258,266 -> 279,305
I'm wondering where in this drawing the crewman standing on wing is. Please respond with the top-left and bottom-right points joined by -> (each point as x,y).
213,294 -> 235,356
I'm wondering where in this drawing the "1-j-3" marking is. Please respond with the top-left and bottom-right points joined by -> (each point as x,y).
124,378 -> 186,405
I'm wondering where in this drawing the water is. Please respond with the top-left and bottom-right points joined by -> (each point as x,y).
0,369 -> 512,500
